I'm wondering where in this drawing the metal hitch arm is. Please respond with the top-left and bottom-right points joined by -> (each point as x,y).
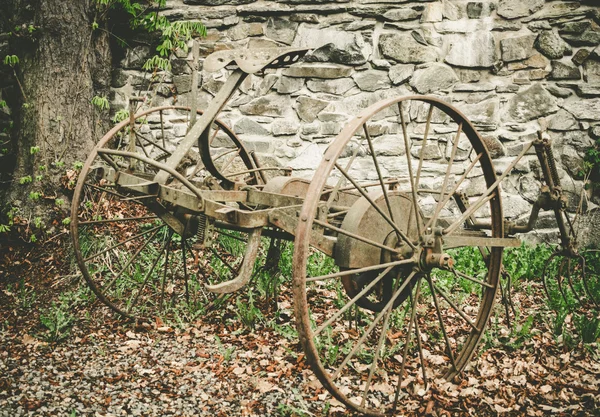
205,227 -> 263,294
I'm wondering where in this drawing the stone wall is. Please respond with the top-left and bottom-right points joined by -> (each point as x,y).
111,0 -> 600,244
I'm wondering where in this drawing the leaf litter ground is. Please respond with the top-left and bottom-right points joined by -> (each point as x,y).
0,237 -> 599,416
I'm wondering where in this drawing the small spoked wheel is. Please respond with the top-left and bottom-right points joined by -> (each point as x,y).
293,96 -> 503,415
71,106 -> 260,320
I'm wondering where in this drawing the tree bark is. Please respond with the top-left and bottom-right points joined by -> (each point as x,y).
0,0 -> 111,228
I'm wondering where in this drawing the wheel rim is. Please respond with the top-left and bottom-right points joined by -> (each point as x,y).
71,106 -> 259,320
292,96 -> 503,415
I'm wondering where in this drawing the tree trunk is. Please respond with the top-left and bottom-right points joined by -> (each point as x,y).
0,0 -> 111,232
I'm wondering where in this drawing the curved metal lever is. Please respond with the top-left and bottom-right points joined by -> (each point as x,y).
205,228 -> 262,294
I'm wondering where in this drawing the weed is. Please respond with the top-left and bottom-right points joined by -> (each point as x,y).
214,335 -> 235,362
19,175 -> 32,185
40,302 -> 75,342
276,388 -> 314,417
578,315 -> 600,344
235,290 -> 263,330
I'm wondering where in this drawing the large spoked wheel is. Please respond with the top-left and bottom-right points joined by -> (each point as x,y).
292,96 -> 503,415
71,106 -> 259,320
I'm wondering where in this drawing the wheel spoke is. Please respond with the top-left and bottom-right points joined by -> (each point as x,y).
414,105 -> 433,194
306,258 -> 415,282
325,137 -> 365,210
212,148 -> 239,163
452,268 -> 493,289
99,227 -> 163,295
98,152 -> 119,171
159,233 -> 173,311
127,231 -> 172,314
427,122 -> 462,230
315,266 -> 394,336
135,135 -> 151,159
412,289 -> 428,385
443,194 -> 495,236
392,278 -> 422,410
430,282 -> 479,331
313,218 -> 402,255
182,238 -> 190,303
209,124 -> 221,146
332,270 -> 417,380
398,102 -> 422,238
361,271 -> 397,406
422,152 -> 483,232
334,162 -> 417,250
82,224 -> 164,263
219,148 -> 242,175
79,215 -> 157,225
444,141 -> 534,235
425,274 -> 456,368
135,130 -> 172,156
364,124 -> 396,222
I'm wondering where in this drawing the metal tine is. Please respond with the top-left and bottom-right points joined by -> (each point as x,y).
580,252 -> 600,307
564,257 -> 585,306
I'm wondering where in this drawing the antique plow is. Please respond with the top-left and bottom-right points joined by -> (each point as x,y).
71,47 -> 596,416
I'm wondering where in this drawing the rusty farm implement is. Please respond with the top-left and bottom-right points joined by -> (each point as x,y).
71,47 -> 598,416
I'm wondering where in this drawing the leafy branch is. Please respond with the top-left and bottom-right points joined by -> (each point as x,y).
3,54 -> 28,102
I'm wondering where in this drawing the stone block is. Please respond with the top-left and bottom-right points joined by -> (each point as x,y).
572,49 -> 591,66
583,59 -> 600,83
460,98 -> 500,129
482,135 -> 506,159
534,30 -> 569,59
372,59 -> 391,70
506,84 -> 558,122
548,109 -> 579,131
373,135 -> 406,156
276,76 -> 304,94
352,70 -> 391,92
239,95 -> 292,117
445,32 -> 497,68
234,118 -> 270,136
295,96 -> 329,122
306,78 -> 356,95
183,0 -> 254,4
546,84 -> 573,98
383,8 -> 421,22
577,85 -> 600,98
467,2 -> 496,19
561,98 -> 600,120
550,61 -> 581,80
453,83 -> 495,92
306,42 -> 367,66
283,63 -> 353,79
410,63 -> 458,94
227,23 -> 263,41
271,119 -> 299,136
320,121 -> 342,136
265,17 -> 298,45
560,146 -> 584,177
559,22 -> 600,47
500,34 -> 537,62
111,69 -> 129,88
421,2 -> 443,22
379,33 -> 438,64
388,64 -> 414,85
497,0 -> 544,19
